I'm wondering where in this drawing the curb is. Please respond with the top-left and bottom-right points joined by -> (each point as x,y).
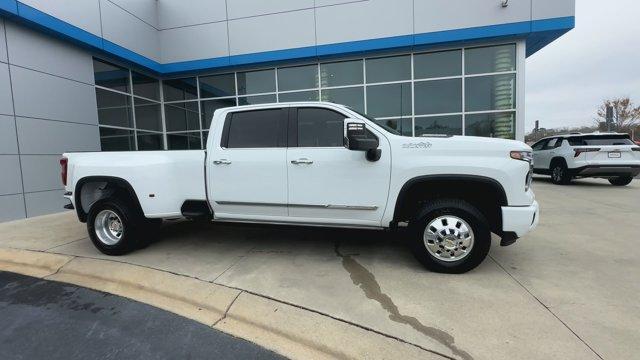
0,247 -> 444,360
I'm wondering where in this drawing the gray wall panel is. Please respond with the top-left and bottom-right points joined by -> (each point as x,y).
414,0 -> 531,34
0,155 -> 23,196
19,0 -> 102,36
10,66 -> 98,125
0,63 -> 13,115
20,155 -> 63,193
229,9 -> 316,55
160,22 -> 229,63
315,0 -> 413,45
0,194 -> 26,222
158,0 -> 226,29
0,115 -> 18,154
533,0 -> 575,20
5,22 -> 94,84
227,0 -> 313,19
108,0 -> 158,28
100,0 -> 160,61
16,117 -> 100,155
0,19 -> 7,63
25,189 -> 68,217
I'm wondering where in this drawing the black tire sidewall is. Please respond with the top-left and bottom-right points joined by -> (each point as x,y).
410,200 -> 491,274
551,163 -> 570,185
609,176 -> 633,186
87,199 -> 140,255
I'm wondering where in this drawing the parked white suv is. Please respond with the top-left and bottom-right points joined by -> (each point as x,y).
61,102 -> 539,273
532,133 -> 640,185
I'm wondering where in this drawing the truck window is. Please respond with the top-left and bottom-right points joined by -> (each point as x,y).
297,108 -> 345,147
224,109 -> 286,148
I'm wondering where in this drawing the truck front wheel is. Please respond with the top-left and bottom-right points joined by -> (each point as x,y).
409,199 -> 491,274
87,198 -> 151,255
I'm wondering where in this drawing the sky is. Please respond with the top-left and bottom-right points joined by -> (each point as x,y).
525,0 -> 640,132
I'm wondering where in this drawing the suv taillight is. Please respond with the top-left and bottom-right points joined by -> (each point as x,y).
573,148 -> 600,157
60,157 -> 68,186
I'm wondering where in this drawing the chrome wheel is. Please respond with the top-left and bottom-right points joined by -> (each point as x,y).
94,210 -> 124,246
423,215 -> 474,262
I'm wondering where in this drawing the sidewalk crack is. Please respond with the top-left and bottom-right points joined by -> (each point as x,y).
212,290 -> 243,327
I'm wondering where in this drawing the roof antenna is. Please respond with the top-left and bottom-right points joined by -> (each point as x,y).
501,0 -> 509,7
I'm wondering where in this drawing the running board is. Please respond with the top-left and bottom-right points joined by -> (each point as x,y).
180,200 -> 212,220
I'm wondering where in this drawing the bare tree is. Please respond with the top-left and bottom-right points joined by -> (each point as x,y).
595,97 -> 640,132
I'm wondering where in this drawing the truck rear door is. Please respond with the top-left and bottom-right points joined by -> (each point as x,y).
208,107 -> 289,220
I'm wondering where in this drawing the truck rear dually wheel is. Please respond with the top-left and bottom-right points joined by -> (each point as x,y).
87,198 -> 154,255
409,199 -> 491,274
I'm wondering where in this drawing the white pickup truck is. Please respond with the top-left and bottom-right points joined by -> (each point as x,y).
61,102 -> 539,273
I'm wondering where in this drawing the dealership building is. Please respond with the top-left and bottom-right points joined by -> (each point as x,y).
0,0 -> 574,221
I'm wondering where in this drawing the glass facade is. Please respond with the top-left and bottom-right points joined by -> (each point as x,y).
92,43 -> 517,151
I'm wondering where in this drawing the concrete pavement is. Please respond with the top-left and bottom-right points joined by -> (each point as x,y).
1,177 -> 638,359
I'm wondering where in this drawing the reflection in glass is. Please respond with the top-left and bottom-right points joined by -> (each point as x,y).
278,65 -> 319,91
278,90 -> 319,102
237,69 -> 275,95
374,118 -> 412,136
415,115 -> 462,136
238,94 -> 277,105
414,50 -> 461,79
366,55 -> 411,83
137,131 -> 164,150
134,98 -> 162,131
164,102 -> 200,131
100,127 -> 134,151
199,73 -> 235,98
163,77 -> 198,102
465,74 -> 515,112
366,83 -> 411,118
201,98 -> 236,129
465,44 -> 515,74
96,88 -> 133,128
320,60 -> 363,87
321,87 -> 364,113
132,71 -> 160,100
465,112 -> 515,139
93,59 -> 129,93
167,133 -> 202,150
414,79 -> 462,115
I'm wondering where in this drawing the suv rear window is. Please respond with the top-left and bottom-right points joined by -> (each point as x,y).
567,135 -> 634,146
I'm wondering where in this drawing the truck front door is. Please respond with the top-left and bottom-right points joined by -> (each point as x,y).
208,107 -> 288,220
286,107 -> 391,227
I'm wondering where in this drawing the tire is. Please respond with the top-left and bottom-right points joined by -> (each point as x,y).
550,161 -> 572,185
408,199 -> 491,274
87,198 -> 149,255
608,176 -> 633,186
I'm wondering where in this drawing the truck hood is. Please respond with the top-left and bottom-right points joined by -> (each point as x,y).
388,135 -> 531,155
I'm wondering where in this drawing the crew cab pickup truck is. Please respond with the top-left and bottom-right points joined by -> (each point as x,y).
61,102 -> 538,273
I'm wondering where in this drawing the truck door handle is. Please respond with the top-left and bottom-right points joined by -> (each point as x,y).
213,159 -> 232,165
291,158 -> 313,165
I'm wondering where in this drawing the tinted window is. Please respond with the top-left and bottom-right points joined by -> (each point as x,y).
278,65 -> 318,91
237,69 -> 275,95
465,112 -> 515,139
414,50 -> 462,79
226,109 -> 285,148
163,77 -> 198,101
199,73 -> 235,98
415,115 -> 462,136
543,138 -> 558,150
366,83 -> 412,118
137,131 -> 164,150
568,135 -> 634,146
278,90 -> 319,102
93,59 -> 129,92
297,108 -> 346,147
465,74 -> 516,111
366,55 -> 411,83
99,128 -> 134,151
132,71 -> 160,100
414,79 -> 462,115
321,87 -> 364,113
320,60 -> 363,87
465,44 -> 516,74
201,98 -> 236,130
164,102 -> 200,131
531,140 -> 547,150
95,88 -> 133,128
134,98 -> 162,131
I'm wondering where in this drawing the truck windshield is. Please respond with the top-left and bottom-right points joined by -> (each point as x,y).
568,135 -> 634,146
348,108 -> 401,135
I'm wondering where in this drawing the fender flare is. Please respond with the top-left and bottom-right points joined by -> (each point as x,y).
391,174 -> 508,223
74,176 -> 144,222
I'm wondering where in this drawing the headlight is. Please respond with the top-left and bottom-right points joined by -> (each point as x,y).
510,151 -> 533,191
510,151 -> 533,163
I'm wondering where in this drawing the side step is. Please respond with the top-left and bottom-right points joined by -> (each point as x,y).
180,200 -> 212,221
